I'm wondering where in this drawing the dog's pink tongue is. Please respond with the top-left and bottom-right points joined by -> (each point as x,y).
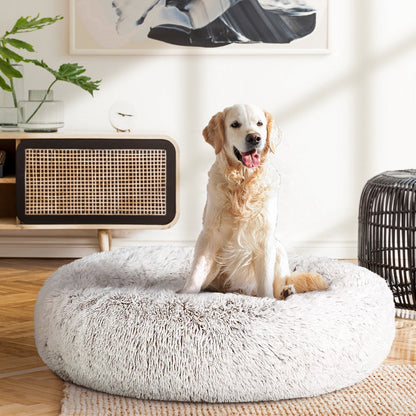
241,149 -> 260,168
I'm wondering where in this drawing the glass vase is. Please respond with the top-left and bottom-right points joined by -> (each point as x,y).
0,63 -> 24,131
18,90 -> 64,132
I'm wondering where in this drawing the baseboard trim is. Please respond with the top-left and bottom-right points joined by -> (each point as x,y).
286,240 -> 358,259
0,237 -> 99,258
0,237 -> 358,259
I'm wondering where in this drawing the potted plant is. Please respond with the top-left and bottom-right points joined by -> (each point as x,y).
0,15 -> 100,131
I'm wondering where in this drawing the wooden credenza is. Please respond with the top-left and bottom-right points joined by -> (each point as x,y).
0,131 -> 179,251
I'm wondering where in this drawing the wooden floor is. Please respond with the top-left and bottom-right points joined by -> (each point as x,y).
0,259 -> 415,416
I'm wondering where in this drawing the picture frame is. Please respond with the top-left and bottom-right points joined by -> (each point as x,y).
69,0 -> 329,56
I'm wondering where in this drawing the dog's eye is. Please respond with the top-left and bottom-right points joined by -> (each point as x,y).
257,121 -> 263,127
231,121 -> 241,128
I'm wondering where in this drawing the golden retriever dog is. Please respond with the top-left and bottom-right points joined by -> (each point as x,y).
179,104 -> 328,299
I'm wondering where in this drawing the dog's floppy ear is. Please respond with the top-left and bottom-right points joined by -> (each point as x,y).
203,111 -> 225,154
264,110 -> 281,154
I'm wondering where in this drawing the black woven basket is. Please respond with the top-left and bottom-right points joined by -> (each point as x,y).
358,170 -> 416,313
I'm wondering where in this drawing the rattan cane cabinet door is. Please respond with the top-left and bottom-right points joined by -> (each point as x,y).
16,139 -> 177,225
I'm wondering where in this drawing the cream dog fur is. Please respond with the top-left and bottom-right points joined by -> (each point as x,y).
180,104 -> 328,299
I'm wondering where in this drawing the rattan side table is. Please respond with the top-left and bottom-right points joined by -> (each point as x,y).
358,170 -> 416,317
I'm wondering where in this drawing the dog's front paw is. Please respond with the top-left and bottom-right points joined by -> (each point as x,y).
281,284 -> 296,300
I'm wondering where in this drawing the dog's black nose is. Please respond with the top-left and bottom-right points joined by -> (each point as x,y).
246,133 -> 261,145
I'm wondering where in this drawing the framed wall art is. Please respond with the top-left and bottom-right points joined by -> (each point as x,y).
70,0 -> 329,55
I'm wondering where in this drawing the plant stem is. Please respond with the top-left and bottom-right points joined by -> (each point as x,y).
25,79 -> 57,123
0,39 -> 18,108
10,78 -> 18,107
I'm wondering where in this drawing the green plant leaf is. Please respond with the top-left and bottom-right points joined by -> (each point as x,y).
0,58 -> 23,78
7,14 -> 63,35
26,58 -> 60,78
58,63 -> 86,78
27,59 -> 101,96
0,45 -> 23,62
5,38 -> 35,52
0,74 -> 12,91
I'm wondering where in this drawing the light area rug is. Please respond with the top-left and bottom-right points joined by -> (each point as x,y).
60,365 -> 416,416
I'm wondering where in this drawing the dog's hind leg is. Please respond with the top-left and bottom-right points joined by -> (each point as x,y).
273,241 -> 295,299
285,272 -> 329,294
272,241 -> 329,298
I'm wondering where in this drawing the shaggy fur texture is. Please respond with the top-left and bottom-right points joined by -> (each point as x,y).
34,246 -> 395,403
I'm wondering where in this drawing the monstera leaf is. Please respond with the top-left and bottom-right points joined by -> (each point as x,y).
22,60 -> 101,123
27,60 -> 101,96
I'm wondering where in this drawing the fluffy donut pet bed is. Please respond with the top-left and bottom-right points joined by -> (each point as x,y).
34,246 -> 395,403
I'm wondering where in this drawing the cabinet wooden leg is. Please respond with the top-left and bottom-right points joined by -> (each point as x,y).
98,229 -> 112,252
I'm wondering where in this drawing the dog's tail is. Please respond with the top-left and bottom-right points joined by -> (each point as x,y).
285,272 -> 329,294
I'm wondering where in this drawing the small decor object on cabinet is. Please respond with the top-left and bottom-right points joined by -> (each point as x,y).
0,15 -> 100,132
109,101 -> 136,133
18,90 -> 64,132
358,170 -> 416,318
0,150 -> 5,177
0,16 -> 61,131
0,107 -> 19,131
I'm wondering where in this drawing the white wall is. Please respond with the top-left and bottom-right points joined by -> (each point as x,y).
1,0 -> 415,258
